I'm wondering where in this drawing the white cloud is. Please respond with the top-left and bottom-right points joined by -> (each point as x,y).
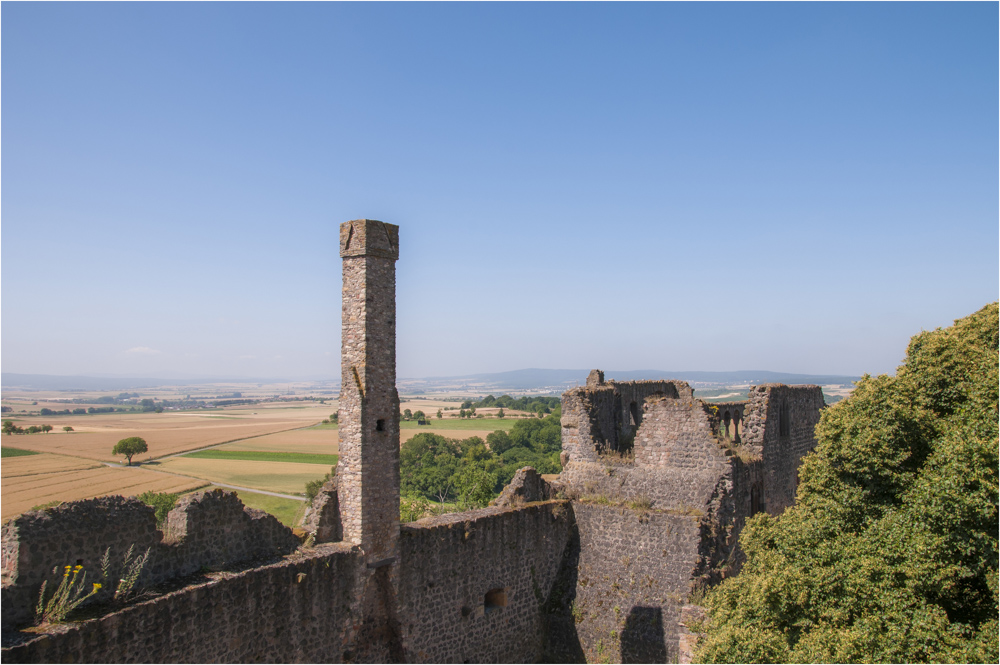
124,346 -> 161,355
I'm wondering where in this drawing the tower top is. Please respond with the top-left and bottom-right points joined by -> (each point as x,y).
339,219 -> 399,259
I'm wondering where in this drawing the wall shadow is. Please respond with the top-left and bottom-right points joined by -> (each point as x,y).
620,606 -> 666,664
540,518 -> 586,663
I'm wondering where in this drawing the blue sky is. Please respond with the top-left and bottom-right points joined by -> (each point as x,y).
2,2 -> 997,381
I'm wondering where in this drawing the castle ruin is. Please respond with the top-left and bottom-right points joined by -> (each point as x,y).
1,220 -> 825,663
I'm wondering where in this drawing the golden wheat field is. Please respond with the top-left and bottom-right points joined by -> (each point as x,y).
216,428 -> 339,454
153,458 -> 330,495
2,412 -> 326,463
1,458 -> 208,519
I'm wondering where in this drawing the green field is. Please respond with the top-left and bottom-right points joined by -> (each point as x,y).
1,447 -> 40,458
400,418 -> 516,431
205,486 -> 306,527
182,450 -> 339,465
308,422 -> 338,430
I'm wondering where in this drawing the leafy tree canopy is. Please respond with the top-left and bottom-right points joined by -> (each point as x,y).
696,303 -> 999,664
112,437 -> 148,466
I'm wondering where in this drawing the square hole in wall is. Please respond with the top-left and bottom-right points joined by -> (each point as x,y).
484,588 -> 507,614
376,419 -> 385,431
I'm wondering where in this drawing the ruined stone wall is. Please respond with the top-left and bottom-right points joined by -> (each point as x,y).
560,378 -> 691,462
3,543 -> 359,664
548,502 -> 706,663
398,502 -> 573,663
741,384 -> 825,515
1,491 -> 299,632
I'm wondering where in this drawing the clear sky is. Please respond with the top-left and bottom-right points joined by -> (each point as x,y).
2,2 -> 997,381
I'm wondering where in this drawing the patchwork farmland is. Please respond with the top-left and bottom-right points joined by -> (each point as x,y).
1,389 -> 539,526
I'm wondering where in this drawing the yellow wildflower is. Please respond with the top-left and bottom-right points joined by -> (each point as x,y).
92,583 -> 102,590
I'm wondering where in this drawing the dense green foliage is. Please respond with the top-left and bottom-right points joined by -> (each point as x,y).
400,413 -> 563,506
696,303 -> 999,664
1,446 -> 40,457
138,491 -> 179,526
469,394 -> 561,415
183,450 -> 339,465
112,437 -> 148,466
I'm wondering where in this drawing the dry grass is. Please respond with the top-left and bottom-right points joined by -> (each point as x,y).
2,464 -> 207,519
1,453 -> 101,477
217,428 -> 338,455
3,416 -> 316,463
154,458 -> 330,495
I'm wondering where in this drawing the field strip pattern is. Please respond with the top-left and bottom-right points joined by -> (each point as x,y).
156,457 -> 331,496
6,422 -> 313,463
1,453 -> 102,477
2,466 -> 208,519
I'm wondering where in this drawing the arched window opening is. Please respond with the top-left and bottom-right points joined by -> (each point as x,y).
722,411 -> 731,440
629,401 -> 639,429
733,412 -> 742,443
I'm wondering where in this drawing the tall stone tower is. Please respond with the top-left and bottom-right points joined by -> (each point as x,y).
338,219 -> 400,565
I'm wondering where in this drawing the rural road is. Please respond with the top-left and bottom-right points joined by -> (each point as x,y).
101,462 -> 307,502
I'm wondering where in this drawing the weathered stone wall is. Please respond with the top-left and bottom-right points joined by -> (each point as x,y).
398,501 -> 573,663
560,376 -> 692,463
547,502 -> 706,664
741,384 -> 825,515
1,491 -> 299,632
3,543 -> 360,664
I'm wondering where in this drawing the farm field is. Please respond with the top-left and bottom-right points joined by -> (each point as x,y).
0,411 -> 327,463
153,458 -> 331,496
216,428 -> 338,454
1,457 -> 208,519
183,450 -> 339,465
399,418 -> 515,432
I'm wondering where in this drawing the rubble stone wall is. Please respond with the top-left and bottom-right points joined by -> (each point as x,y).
398,501 -> 573,663
2,543 -> 359,664
1,491 -> 299,632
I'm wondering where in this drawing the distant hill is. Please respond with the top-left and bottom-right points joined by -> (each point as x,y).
3,368 -> 861,393
404,368 -> 861,391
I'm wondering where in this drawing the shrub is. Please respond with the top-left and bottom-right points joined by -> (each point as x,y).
138,491 -> 178,526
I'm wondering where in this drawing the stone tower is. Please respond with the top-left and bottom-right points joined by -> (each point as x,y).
338,219 -> 400,565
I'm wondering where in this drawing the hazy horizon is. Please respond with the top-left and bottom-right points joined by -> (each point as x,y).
3,3 -> 997,380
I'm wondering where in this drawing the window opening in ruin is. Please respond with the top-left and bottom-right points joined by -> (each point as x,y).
750,483 -> 763,516
779,401 -> 790,437
733,412 -> 741,443
723,411 -> 731,440
629,402 -> 639,429
484,588 -> 507,613
376,419 -> 385,432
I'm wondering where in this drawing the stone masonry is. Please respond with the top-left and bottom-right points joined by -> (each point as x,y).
1,220 -> 827,664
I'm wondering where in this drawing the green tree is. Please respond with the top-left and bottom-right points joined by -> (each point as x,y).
62,426 -> 74,432
3,420 -> 17,435
459,409 -> 467,419
453,460 -> 498,510
403,408 -> 412,421
26,425 -> 41,434
112,437 -> 148,466
436,409 -> 442,419
486,430 -> 514,455
413,410 -> 425,420
138,491 -> 178,526
696,303 -> 999,664
41,425 -> 53,434
305,466 -> 336,501
497,407 -> 505,419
